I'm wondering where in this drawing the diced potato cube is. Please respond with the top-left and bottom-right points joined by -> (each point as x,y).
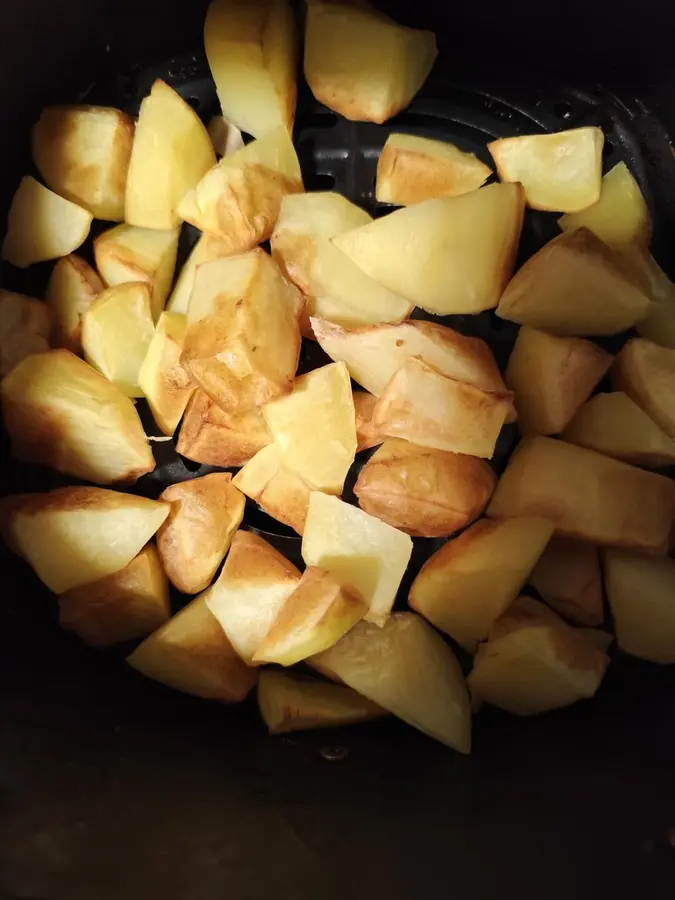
46,255 -> 103,354
612,337 -> 675,439
137,312 -> 195,436
167,233 -> 235,315
0,290 -> 51,377
530,538 -> 603,626
353,390 -> 381,453
232,443 -> 312,535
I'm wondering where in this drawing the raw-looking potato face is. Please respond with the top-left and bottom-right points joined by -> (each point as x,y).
0,290 -> 51,377
611,337 -> 675,439
137,312 -> 195,437
530,538 -> 603,627
45,255 -> 103,354
353,391 -> 382,452
0,349 -> 154,485
354,439 -> 496,537
628,247 -> 675,350
167,233 -> 236,315
32,105 -> 135,221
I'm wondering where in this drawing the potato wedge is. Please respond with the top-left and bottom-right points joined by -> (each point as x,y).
496,228 -> 652,336
604,549 -> 675,664
232,443 -> 312,535
58,545 -> 170,647
258,669 -> 385,735
333,182 -> 524,314
353,390 -> 381,452
627,248 -> 675,350
207,116 -> 245,157
0,290 -> 51,377
2,176 -> 92,268
157,473 -> 245,595
612,337 -> 675,439
311,613 -> 471,752
355,439 -> 496,538
125,79 -> 216,230
45,255 -> 103,354
304,0 -> 436,124
205,0 -> 296,139
488,127 -> 603,212
505,326 -> 612,435
32,105 -> 134,221
7,487 -> 169,593
182,250 -> 302,413
530,538 -> 603,626
0,349 -> 154,484
302,491 -> 413,626
167,233 -> 235,315
376,133 -> 491,205
372,357 -> 513,458
137,312 -> 194,436
127,593 -> 257,702
94,224 -> 180,320
562,392 -> 675,467
487,436 -> 675,553
82,282 -> 155,398
205,530 -> 302,664
409,516 -> 554,650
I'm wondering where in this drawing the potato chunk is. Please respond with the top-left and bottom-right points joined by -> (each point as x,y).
0,290 -> 51,377
612,337 -> 675,439
167,234 -> 235,315
137,312 -> 195,436
46,255 -> 103,354
530,538 -> 603,626
233,443 -> 312,535
353,390 -> 381,452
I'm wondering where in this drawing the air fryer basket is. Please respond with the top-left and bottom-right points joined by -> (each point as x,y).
1,2 -> 674,898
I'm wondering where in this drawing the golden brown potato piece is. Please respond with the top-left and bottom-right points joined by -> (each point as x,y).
304,1 -> 436,123
58,545 -> 170,647
562,392 -> 675,468
333,183 -> 524,314
353,390 -> 381,452
182,250 -> 302,413
376,133 -> 491,205
232,443 -> 312,535
488,127 -> 604,212
2,176 -> 93,268
205,0 -> 297,139
137,312 -> 195,436
355,439 -> 496,537
32,105 -> 134,221
45,255 -> 103,354
487,436 -> 675,553
205,530 -> 302,664
505,326 -> 612,435
157,473 -> 245,595
0,290 -> 51,377
126,80 -> 216,230
372,357 -> 514,458
628,248 -> 675,350
604,549 -> 675,664
530,538 -> 603,626
127,594 -> 257,702
312,613 -> 471,752
496,228 -> 652,336
7,487 -> 169,594
176,389 -> 272,468
0,349 -> 154,484
167,234 -> 235,315
612,337 -> 675,439
409,516 -> 554,651
207,116 -> 245,157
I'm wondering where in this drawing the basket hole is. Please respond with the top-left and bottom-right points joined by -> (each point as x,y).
306,172 -> 336,190
186,96 -> 201,111
553,100 -> 574,121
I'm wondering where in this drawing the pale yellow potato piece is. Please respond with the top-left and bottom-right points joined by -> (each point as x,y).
157,473 -> 245,595
0,290 -> 51,377
530,538 -> 603,626
82,282 -> 155,398
205,530 -> 301,664
207,116 -> 245,157
376,133 -> 491,205
355,439 -> 496,538
302,492 -> 413,626
126,80 -> 216,230
353,390 -> 381,452
182,250 -> 302,413
304,1 -> 436,124
628,248 -> 675,350
32,105 -> 135,221
488,127 -> 604,212
604,549 -> 675,664
167,233 -> 235,315
562,392 -> 675,468
258,669 -> 386,735
487,436 -> 675,553
2,176 -> 92,268
8,487 -> 169,594
46,255 -> 103,354
137,312 -> 195,436
58,545 -> 170,647
94,224 -> 180,321
177,124 -> 303,249
612,337 -> 675,439
271,192 -> 412,328
176,389 -> 272,468
0,349 -> 154,484
505,326 -> 612,435
205,0 -> 296,139
311,613 -> 471,752
497,228 -> 652,336
373,357 -> 513,458
333,182 -> 524,314
559,161 -> 651,247
127,593 -> 257,702
409,516 -> 554,651
232,443 -> 312,535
